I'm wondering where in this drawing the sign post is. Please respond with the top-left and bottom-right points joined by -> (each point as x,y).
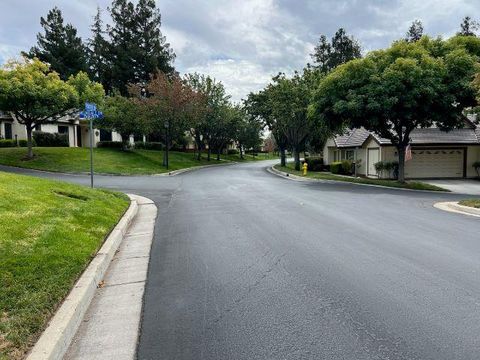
80,103 -> 103,188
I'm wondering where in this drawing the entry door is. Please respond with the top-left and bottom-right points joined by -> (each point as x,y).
4,123 -> 12,139
368,148 -> 380,177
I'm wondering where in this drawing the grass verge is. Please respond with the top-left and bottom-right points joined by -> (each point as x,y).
0,147 -> 226,175
274,163 -> 449,192
459,199 -> 480,208
0,172 -> 129,359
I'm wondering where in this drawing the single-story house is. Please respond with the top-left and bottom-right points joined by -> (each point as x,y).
323,117 -> 480,179
0,111 -> 127,148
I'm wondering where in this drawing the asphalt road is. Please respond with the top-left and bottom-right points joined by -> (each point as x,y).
2,162 -> 480,360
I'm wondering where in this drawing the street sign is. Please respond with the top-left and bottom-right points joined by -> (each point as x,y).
79,102 -> 103,188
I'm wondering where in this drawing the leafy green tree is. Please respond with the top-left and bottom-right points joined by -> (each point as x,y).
311,28 -> 361,73
0,59 -> 104,158
235,108 -> 263,159
87,7 -> 112,92
458,16 -> 478,36
183,73 -> 230,161
309,37 -> 479,182
245,89 -> 288,165
405,20 -> 424,42
100,94 -> 143,150
25,7 -> 87,79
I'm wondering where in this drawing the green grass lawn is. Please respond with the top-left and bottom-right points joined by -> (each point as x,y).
274,163 -> 448,192
0,147 -> 227,175
223,152 -> 277,162
0,172 -> 129,359
459,199 -> 480,208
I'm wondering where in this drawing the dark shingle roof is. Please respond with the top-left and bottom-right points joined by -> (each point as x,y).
333,126 -> 480,147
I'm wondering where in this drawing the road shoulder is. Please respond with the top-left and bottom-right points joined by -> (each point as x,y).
434,201 -> 480,218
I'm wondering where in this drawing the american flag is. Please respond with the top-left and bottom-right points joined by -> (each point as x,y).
405,144 -> 412,162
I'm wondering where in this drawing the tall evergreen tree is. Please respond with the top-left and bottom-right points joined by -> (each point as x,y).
108,0 -> 137,95
87,7 -> 111,92
26,7 -> 87,79
458,16 -> 478,36
311,28 -> 361,73
405,20 -> 424,42
134,0 -> 175,82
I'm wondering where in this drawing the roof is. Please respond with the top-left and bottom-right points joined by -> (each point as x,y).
333,125 -> 480,148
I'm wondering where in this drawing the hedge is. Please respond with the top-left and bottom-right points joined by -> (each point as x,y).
305,157 -> 324,171
0,139 -> 15,147
97,141 -> 124,148
134,141 -> 164,150
33,131 -> 69,147
330,162 -> 343,174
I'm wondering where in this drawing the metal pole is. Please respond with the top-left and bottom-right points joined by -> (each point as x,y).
165,127 -> 169,170
89,118 -> 94,188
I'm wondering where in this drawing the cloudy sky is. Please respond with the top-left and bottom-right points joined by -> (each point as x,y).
0,0 -> 478,101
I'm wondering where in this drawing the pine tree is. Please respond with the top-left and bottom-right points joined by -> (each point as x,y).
458,16 -> 478,36
405,20 -> 424,42
134,0 -> 175,82
311,28 -> 361,73
108,0 -> 137,95
26,7 -> 87,79
87,7 -> 111,91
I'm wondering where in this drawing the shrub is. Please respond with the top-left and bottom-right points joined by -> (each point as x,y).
0,139 -> 15,147
330,161 -> 343,174
18,139 -> 29,147
227,149 -> 239,155
341,160 -> 353,175
97,141 -> 123,148
33,131 -> 69,147
305,157 -> 324,171
473,161 -> 480,177
374,161 -> 399,179
135,142 -> 165,151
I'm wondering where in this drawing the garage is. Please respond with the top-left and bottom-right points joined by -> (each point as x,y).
405,148 -> 465,178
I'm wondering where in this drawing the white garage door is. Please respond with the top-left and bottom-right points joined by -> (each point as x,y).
405,149 -> 464,178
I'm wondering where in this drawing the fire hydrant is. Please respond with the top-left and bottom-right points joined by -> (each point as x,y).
302,162 -> 308,176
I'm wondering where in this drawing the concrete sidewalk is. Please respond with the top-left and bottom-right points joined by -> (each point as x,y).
65,195 -> 157,360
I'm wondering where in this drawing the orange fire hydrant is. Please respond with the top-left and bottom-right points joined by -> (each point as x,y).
302,162 -> 308,176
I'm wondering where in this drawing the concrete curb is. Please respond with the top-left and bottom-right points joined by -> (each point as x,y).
267,165 -> 450,193
26,196 -> 139,360
434,201 -> 480,218
153,161 -> 236,176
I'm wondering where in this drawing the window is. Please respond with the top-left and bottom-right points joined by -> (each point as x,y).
100,129 -> 112,142
4,123 -> 12,139
58,125 -> 69,134
346,150 -> 354,161
34,124 -> 42,131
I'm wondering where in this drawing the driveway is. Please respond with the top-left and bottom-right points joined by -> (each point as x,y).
1,162 -> 480,360
425,179 -> 480,195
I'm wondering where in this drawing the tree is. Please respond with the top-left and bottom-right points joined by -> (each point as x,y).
87,7 -> 111,92
133,0 -> 175,82
405,20 -> 424,42
183,73 -> 230,161
25,7 -> 87,79
235,108 -> 263,159
311,28 -> 361,73
309,37 -> 479,182
245,89 -> 288,166
0,59 -> 104,158
458,16 -> 478,36
100,94 -> 143,150
134,71 -> 197,165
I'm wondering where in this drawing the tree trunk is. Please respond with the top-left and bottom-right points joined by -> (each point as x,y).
280,147 -> 286,167
239,145 -> 244,159
294,149 -> 301,171
26,125 -> 33,159
397,144 -> 406,183
217,148 -> 221,161
207,146 -> 211,161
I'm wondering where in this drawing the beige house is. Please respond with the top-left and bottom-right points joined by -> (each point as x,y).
0,111 -> 126,148
323,118 -> 480,179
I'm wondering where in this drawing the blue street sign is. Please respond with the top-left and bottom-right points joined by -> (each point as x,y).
85,102 -> 97,112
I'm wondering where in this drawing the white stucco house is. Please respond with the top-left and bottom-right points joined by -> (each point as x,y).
0,111 -> 127,147
323,117 -> 480,179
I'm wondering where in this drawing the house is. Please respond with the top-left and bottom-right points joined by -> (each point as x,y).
323,117 -> 480,179
0,111 -> 126,148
